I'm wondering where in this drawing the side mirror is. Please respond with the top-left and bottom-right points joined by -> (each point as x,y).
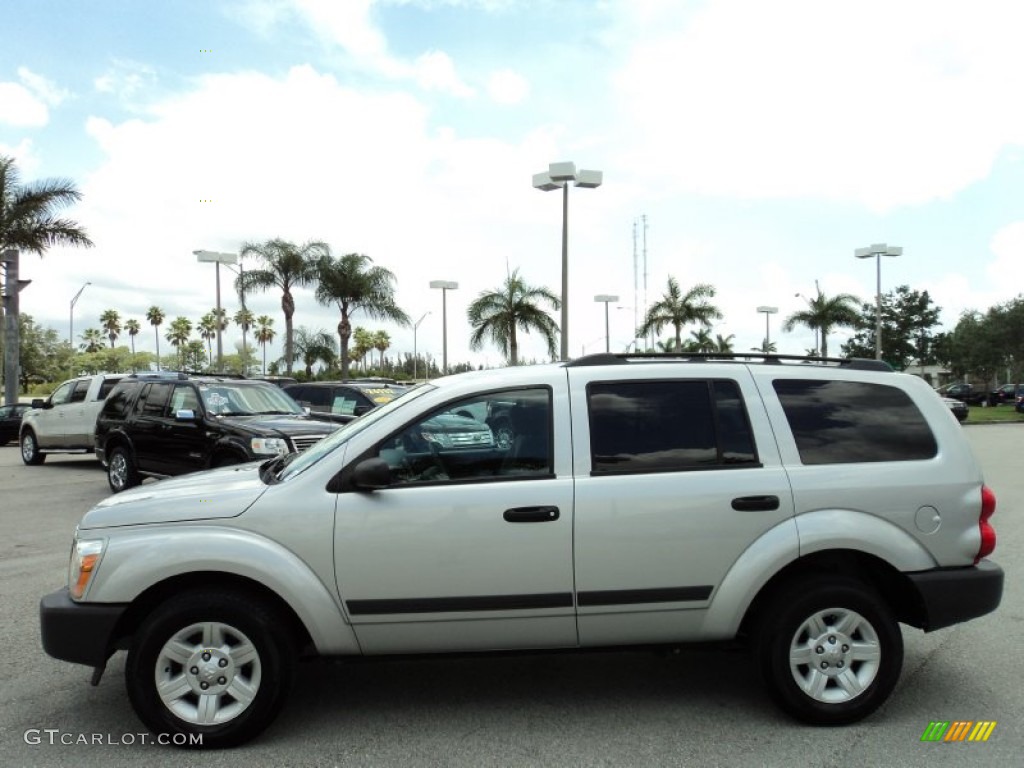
31,398 -> 46,409
175,409 -> 198,421
351,458 -> 394,491
353,404 -> 371,416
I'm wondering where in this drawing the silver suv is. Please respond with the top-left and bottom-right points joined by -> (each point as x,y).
40,354 -> 1003,748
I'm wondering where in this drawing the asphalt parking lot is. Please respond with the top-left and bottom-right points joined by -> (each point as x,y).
1,428 -> 1021,767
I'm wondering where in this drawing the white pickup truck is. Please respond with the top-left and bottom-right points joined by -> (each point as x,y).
20,373 -> 125,465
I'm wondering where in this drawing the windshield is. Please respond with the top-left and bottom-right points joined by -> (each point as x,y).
275,383 -> 434,482
199,382 -> 304,416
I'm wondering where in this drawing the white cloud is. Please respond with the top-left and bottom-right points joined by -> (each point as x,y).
93,59 -> 158,102
609,0 -> 1024,212
17,67 -> 70,107
0,82 -> 49,127
487,69 -> 528,105
414,51 -> 475,97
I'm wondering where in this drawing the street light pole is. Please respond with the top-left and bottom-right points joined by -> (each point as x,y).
429,281 -> 457,375
194,250 -> 238,370
69,281 -> 90,366
756,306 -> 778,351
533,161 -> 603,361
594,294 -> 619,354
854,244 -> 901,359
412,311 -> 429,381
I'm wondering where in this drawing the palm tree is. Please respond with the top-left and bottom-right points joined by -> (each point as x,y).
468,269 -> 560,365
146,306 -> 165,370
783,289 -> 861,358
714,333 -> 735,353
99,309 -> 121,348
314,252 -> 410,379
0,155 -> 93,255
124,318 -> 141,371
80,328 -> 104,353
166,316 -> 193,369
292,327 -> 337,377
372,330 -> 391,370
238,238 -> 328,374
686,328 -> 716,352
198,312 -> 217,367
254,315 -> 276,375
234,307 -> 255,369
752,339 -> 779,353
637,277 -> 722,351
352,327 -> 374,373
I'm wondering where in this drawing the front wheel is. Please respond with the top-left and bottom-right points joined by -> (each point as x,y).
126,590 -> 295,749
107,446 -> 140,493
757,578 -> 902,725
20,429 -> 45,465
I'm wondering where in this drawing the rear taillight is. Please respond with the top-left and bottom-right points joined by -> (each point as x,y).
976,485 -> 997,563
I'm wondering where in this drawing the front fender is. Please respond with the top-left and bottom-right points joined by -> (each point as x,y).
86,525 -> 360,655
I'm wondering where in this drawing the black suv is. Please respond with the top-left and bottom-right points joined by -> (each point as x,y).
283,380 -> 408,424
95,373 -> 339,493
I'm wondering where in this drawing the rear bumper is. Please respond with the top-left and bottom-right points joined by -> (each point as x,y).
907,560 -> 1003,631
40,588 -> 128,667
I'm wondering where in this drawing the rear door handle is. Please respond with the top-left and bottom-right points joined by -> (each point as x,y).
503,506 -> 560,523
731,495 -> 780,512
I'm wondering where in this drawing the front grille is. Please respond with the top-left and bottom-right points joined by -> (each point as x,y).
449,431 -> 494,448
291,434 -> 329,452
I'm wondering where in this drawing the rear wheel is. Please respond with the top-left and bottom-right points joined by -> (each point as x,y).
757,577 -> 902,725
20,429 -> 45,465
107,446 -> 140,493
125,590 -> 295,749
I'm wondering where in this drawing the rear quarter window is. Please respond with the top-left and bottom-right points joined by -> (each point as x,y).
772,379 -> 937,464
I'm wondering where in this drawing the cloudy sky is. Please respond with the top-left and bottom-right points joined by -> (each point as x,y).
3,0 -> 1024,370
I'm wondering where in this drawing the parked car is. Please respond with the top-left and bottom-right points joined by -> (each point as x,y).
247,375 -> 298,388
0,402 -> 32,445
284,380 -> 409,424
95,372 -> 339,493
41,354 -> 1002,748
937,382 -> 987,406
941,396 -> 968,422
988,383 -> 1024,406
19,373 -> 126,464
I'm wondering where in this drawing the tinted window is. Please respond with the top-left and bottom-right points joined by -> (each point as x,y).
139,383 -> 173,417
587,379 -> 757,474
772,379 -> 937,464
97,377 -> 122,398
170,384 -> 200,413
69,379 -> 90,403
102,382 -> 140,418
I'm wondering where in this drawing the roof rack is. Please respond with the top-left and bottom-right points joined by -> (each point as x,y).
565,352 -> 892,372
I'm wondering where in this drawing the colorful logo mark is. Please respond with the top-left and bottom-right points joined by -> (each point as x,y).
921,721 -> 996,743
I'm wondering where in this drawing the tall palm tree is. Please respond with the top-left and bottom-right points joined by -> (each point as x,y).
124,318 -> 141,371
372,330 -> 391,370
166,316 -> 193,369
99,309 -> 121,348
0,155 -> 93,255
468,269 -> 560,366
637,277 -> 722,351
146,306 -> 165,370
80,328 -> 104,353
292,327 -> 337,377
234,307 -> 255,369
198,312 -> 217,367
783,289 -> 861,358
352,327 -> 375,373
254,315 -> 276,375
238,238 -> 328,374
314,252 -> 410,379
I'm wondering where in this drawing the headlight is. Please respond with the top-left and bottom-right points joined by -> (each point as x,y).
251,437 -> 290,455
68,539 -> 105,600
420,431 -> 452,448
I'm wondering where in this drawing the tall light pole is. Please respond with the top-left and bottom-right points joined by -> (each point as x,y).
757,306 -> 778,352
412,311 -> 430,381
594,294 -> 619,354
69,281 -> 90,363
855,243 -> 901,359
533,161 -> 603,361
194,250 -> 238,370
429,280 -> 457,375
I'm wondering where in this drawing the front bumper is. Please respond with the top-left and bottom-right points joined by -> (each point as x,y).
908,560 -> 1003,631
40,588 -> 128,667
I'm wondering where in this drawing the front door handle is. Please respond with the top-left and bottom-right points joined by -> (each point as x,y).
731,495 -> 780,512
503,506 -> 560,523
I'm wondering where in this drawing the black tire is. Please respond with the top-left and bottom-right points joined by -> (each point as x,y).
107,445 -> 141,493
125,590 -> 295,749
756,577 -> 902,725
20,429 -> 45,465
